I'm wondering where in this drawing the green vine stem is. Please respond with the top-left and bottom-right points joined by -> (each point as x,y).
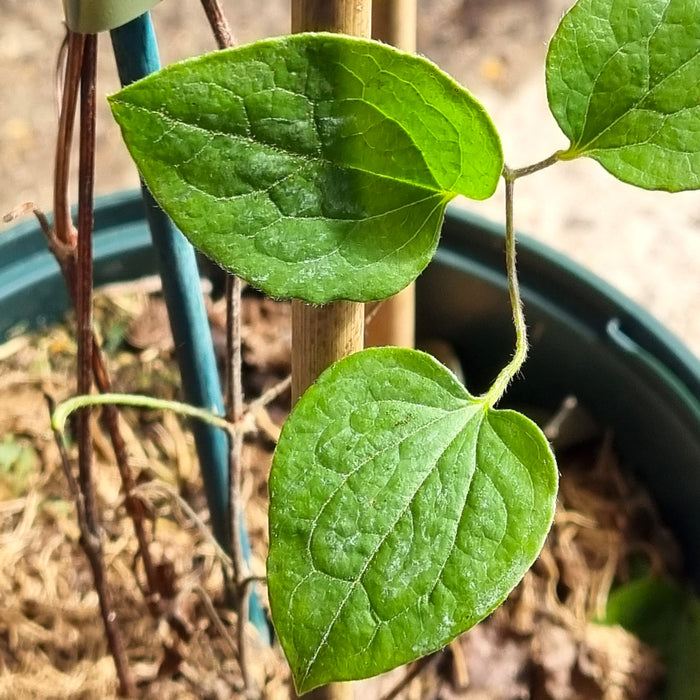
52,393 -> 232,436
505,150 -> 565,180
482,151 -> 564,407
51,378 -> 292,448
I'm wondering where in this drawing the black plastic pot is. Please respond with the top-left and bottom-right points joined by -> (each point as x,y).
417,207 -> 700,584
3,190 -> 700,583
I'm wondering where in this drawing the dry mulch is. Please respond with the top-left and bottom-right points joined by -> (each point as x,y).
0,283 -> 682,698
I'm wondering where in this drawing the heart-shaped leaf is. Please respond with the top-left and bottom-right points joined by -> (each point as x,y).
109,33 -> 503,303
547,0 -> 700,191
267,347 -> 558,693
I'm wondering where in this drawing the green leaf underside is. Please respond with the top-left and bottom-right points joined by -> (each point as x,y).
547,0 -> 700,191
109,33 -> 503,303
267,348 -> 557,693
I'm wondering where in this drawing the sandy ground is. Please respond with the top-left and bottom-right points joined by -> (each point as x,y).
1,0 -> 698,356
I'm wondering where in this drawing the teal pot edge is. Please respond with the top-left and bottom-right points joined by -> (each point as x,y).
2,189 -> 699,583
0,190 -> 158,337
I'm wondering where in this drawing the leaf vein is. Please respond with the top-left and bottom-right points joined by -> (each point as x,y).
118,101 -> 449,194
300,405 -> 480,685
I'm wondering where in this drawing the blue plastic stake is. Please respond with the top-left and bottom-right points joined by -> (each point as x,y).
110,12 -> 269,641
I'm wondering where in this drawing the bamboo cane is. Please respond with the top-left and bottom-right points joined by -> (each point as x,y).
291,5 -> 369,700
290,0 -> 369,407
365,0 -> 418,349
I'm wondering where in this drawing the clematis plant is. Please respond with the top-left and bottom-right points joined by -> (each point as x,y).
103,0 -> 700,692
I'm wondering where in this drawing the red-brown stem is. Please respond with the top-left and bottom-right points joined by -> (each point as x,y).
38,219 -> 161,605
198,7 -> 245,586
200,0 -> 235,49
54,31 -> 83,248
77,33 -> 136,698
77,33 -> 96,536
55,30 -> 70,119
50,26 -> 161,612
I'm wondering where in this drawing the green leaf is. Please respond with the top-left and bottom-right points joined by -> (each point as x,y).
664,594 -> 700,700
109,33 -> 503,303
267,347 -> 558,693
603,576 -> 700,700
602,576 -> 687,655
546,0 -> 700,191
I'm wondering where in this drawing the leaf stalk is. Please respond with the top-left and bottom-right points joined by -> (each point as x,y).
483,154 -> 561,407
52,393 -> 232,436
506,150 -> 564,179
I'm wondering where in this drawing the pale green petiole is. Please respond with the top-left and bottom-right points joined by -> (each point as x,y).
51,393 -> 232,436
483,152 -> 564,407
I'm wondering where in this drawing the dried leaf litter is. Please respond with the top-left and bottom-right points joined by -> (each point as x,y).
0,285 -> 679,699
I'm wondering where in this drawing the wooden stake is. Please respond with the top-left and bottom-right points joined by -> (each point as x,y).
372,0 -> 416,52
290,0 -> 369,406
291,3 -> 368,699
292,301 -> 365,403
365,0 -> 417,350
292,0 -> 371,35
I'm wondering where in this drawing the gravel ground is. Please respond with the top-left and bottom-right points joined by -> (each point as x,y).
1,0 -> 698,356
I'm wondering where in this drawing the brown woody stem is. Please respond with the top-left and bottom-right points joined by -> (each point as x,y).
76,32 -> 136,697
54,31 -> 83,248
200,0 -> 235,49
200,3 -> 261,695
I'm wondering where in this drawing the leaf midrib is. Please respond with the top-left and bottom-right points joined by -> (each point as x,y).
111,97 -> 457,197
298,402 -> 483,687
